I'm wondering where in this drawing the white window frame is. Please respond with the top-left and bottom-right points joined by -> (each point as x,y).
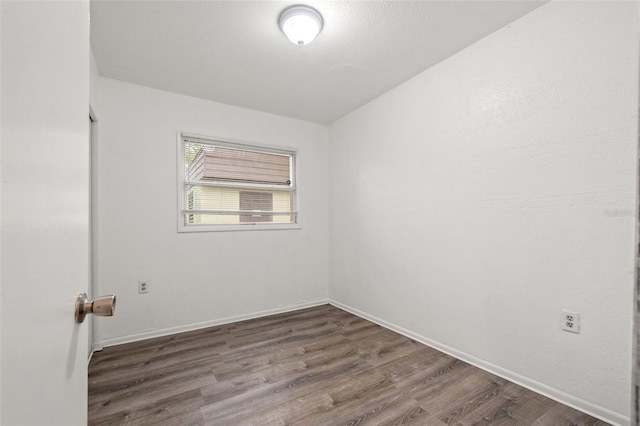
177,132 -> 301,232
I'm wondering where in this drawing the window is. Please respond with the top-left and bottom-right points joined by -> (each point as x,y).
178,133 -> 298,231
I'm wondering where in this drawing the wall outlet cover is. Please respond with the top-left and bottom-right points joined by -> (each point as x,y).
561,310 -> 580,334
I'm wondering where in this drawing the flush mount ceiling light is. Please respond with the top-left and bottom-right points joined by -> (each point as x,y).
279,5 -> 323,46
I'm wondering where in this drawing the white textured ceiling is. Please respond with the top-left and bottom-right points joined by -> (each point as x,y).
91,1 -> 546,124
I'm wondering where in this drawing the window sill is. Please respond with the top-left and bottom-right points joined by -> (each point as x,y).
178,223 -> 301,233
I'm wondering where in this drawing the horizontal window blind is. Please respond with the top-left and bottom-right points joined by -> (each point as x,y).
180,134 -> 297,228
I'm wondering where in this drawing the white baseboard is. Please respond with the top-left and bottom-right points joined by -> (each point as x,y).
329,299 -> 629,426
100,298 -> 330,348
88,343 -> 104,365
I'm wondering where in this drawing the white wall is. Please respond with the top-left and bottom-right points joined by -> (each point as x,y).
1,1 -> 90,424
328,2 -> 638,424
95,78 -> 329,344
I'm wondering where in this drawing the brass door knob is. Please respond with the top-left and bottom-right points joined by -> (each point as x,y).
75,293 -> 116,323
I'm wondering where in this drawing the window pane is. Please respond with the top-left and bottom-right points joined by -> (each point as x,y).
186,143 -> 291,185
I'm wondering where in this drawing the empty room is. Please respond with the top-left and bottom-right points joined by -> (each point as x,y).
1,0 -> 639,425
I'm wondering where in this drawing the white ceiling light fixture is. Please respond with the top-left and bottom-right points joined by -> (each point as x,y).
279,5 -> 323,46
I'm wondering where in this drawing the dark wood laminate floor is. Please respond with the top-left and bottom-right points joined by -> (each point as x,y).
89,304 -> 609,425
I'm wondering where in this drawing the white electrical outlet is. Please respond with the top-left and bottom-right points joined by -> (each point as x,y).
561,310 -> 580,333
138,281 -> 148,294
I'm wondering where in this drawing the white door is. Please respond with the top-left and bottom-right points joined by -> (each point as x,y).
1,1 -> 90,424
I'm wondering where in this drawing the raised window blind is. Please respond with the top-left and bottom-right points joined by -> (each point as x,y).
179,134 -> 297,231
